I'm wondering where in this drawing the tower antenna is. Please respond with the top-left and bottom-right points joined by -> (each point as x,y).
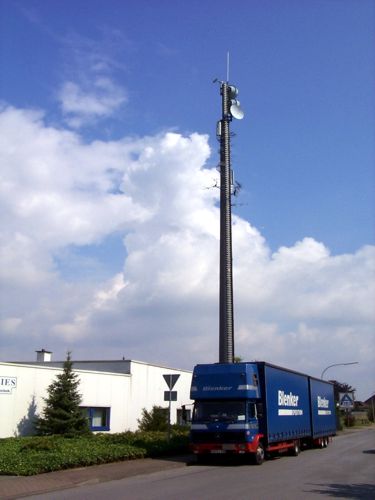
226,51 -> 230,82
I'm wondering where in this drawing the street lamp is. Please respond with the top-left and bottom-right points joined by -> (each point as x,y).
320,362 -> 359,379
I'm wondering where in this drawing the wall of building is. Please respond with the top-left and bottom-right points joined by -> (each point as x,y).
0,360 -> 193,438
127,360 -> 193,430
0,362 -> 130,438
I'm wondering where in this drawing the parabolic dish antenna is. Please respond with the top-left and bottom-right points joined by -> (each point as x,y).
230,102 -> 244,120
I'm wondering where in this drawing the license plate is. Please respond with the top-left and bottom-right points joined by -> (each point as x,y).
210,449 -> 225,454
223,444 -> 236,450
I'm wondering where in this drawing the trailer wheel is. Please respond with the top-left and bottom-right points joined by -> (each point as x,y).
253,444 -> 265,465
323,437 -> 329,448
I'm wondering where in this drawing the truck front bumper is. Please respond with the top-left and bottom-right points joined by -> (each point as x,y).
191,435 -> 262,455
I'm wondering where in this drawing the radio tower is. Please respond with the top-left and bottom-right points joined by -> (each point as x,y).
216,64 -> 244,364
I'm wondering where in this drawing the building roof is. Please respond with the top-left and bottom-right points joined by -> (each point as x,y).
6,358 -> 192,375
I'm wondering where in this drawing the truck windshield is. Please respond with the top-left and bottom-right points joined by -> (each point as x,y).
193,401 -> 247,423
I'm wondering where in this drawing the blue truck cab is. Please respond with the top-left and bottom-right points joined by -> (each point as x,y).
190,362 -> 336,464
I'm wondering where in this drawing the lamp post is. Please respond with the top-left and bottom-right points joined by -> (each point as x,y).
320,362 -> 359,380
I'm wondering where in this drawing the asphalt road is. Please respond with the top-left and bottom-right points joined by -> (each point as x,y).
27,428 -> 375,500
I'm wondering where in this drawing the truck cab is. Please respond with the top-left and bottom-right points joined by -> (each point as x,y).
190,363 -> 265,462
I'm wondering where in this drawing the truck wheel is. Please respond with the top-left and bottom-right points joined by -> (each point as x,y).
253,444 -> 265,465
289,441 -> 300,456
323,437 -> 329,448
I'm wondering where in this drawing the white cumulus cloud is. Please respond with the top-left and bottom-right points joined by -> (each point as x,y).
59,78 -> 127,128
0,105 -> 374,400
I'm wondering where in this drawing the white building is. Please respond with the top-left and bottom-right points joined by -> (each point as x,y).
0,350 -> 193,438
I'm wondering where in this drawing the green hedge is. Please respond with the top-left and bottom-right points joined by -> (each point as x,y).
0,430 -> 189,476
99,430 -> 190,456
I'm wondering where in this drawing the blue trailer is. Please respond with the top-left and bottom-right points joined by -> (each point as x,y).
190,362 -> 336,464
309,377 -> 337,442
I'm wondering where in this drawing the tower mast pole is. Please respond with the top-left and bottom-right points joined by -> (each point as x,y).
219,81 -> 235,363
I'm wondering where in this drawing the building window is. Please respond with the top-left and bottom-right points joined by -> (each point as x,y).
81,407 -> 110,431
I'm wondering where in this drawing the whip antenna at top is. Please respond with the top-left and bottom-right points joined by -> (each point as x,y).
226,51 -> 230,82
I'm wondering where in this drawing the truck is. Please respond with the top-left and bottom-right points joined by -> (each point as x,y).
189,362 -> 336,464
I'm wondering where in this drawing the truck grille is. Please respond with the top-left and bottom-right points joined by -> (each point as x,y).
190,431 -> 246,443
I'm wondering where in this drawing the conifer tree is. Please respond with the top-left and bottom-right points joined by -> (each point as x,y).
36,352 -> 90,435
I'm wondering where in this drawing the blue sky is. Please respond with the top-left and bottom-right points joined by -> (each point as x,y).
2,0 -> 374,254
0,0 -> 374,399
